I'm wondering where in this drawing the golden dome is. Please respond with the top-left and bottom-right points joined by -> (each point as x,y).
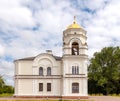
67,16 -> 81,29
67,22 -> 81,29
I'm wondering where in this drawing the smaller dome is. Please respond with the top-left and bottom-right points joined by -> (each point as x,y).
67,16 -> 82,29
67,21 -> 81,29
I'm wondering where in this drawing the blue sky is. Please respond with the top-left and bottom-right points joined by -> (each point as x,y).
0,0 -> 120,86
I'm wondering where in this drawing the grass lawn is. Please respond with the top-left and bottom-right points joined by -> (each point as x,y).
0,93 -> 13,97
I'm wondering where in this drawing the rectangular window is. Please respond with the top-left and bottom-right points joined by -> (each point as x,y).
39,83 -> 43,91
72,83 -> 79,93
47,83 -> 51,91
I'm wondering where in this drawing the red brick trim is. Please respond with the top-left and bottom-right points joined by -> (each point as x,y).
14,96 -> 61,98
62,96 -> 89,99
13,95 -> 89,99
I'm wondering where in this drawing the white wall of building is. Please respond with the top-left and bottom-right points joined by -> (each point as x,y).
14,22 -> 88,98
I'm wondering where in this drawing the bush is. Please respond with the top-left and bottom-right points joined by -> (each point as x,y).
3,85 -> 14,94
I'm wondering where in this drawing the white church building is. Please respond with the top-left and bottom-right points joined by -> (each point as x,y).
14,17 -> 88,99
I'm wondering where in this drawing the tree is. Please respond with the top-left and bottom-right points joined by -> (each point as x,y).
0,75 -> 14,94
0,75 -> 5,94
88,47 -> 120,95
3,85 -> 14,93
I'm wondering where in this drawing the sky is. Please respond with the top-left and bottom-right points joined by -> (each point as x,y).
0,0 -> 120,86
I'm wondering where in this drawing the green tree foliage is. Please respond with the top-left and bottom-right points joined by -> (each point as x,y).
88,47 -> 120,95
0,76 -> 5,94
3,85 -> 14,93
0,75 -> 14,94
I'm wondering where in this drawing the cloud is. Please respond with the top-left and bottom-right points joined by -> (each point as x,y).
0,59 -> 14,85
0,0 -> 120,86
0,0 -> 35,28
85,0 -> 120,56
0,44 -> 4,57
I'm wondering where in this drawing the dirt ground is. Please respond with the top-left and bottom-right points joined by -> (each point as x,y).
0,96 -> 120,101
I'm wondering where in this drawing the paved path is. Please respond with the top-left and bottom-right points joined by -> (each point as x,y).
89,96 -> 120,101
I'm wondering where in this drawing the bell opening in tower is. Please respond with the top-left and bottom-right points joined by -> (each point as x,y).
72,42 -> 79,55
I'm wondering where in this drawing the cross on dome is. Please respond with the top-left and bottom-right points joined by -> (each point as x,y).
73,15 -> 76,23
67,16 -> 82,29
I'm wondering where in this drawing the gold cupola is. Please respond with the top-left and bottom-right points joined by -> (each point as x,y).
67,16 -> 81,29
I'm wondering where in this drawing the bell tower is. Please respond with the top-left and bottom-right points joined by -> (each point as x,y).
62,16 -> 88,98
63,16 -> 87,56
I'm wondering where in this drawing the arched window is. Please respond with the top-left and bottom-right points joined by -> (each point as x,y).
75,66 -> 76,74
72,83 -> 79,93
72,42 -> 79,55
72,66 -> 79,75
39,67 -> 43,76
77,66 -> 79,74
47,67 -> 51,76
72,66 -> 74,74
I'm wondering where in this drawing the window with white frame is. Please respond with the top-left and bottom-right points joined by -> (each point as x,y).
47,83 -> 51,91
72,83 -> 79,93
39,67 -> 43,76
47,67 -> 51,76
72,66 -> 79,74
39,83 -> 43,91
